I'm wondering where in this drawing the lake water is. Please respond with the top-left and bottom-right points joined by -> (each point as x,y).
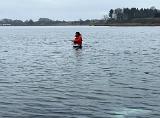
0,26 -> 160,118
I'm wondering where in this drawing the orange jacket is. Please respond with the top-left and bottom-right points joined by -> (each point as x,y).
74,35 -> 83,46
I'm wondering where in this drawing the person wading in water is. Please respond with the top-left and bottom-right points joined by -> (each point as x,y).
72,32 -> 83,48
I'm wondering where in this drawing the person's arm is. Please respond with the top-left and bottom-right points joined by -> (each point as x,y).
72,37 -> 76,43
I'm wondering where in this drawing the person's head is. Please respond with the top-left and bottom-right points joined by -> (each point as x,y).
75,32 -> 81,37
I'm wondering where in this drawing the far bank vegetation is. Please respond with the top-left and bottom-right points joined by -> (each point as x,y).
1,7 -> 160,26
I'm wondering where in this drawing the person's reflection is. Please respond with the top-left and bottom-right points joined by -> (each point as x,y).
74,48 -> 82,58
72,47 -> 83,70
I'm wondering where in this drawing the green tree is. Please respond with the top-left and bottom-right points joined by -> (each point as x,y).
109,9 -> 114,18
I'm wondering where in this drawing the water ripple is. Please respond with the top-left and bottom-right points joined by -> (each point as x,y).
0,26 -> 160,118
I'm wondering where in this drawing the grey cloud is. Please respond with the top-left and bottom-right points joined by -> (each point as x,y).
0,0 -> 160,20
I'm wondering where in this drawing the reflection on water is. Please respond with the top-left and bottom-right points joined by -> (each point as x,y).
0,26 -> 160,118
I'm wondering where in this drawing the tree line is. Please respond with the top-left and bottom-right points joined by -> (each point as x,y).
108,7 -> 160,21
0,18 -> 70,26
1,7 -> 160,26
0,18 -> 105,26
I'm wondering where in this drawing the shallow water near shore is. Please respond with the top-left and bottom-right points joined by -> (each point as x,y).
0,26 -> 160,118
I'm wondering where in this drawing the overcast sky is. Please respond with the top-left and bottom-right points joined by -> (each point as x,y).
0,0 -> 160,21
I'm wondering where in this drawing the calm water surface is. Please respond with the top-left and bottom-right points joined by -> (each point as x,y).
0,26 -> 160,118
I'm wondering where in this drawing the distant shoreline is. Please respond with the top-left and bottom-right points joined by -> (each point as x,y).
95,23 -> 160,26
1,23 -> 160,27
1,24 -> 160,26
